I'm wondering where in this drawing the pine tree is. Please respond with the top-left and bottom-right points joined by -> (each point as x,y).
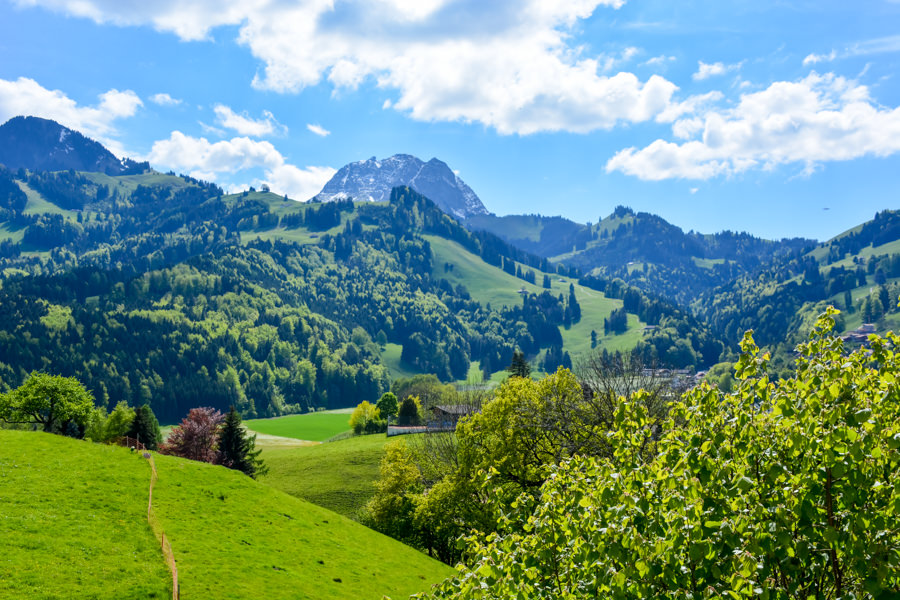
507,350 -> 531,378
127,404 -> 162,450
217,406 -> 267,478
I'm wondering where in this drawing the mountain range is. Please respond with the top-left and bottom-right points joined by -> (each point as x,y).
0,114 -> 899,420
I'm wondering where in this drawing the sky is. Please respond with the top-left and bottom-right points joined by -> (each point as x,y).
0,0 -> 899,241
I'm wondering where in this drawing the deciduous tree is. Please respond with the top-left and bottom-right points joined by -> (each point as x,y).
160,407 -> 224,462
0,372 -> 93,434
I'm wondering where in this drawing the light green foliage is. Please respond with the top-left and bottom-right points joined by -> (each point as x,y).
362,441 -> 424,545
349,400 -> 383,434
424,309 -> 900,598
0,372 -> 93,433
85,400 -> 135,443
375,391 -> 399,419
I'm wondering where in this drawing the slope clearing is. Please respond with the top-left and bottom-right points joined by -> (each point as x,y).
1,430 -> 453,600
259,434 -> 391,519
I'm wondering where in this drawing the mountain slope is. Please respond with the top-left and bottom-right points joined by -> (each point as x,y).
470,206 -> 814,304
0,430 -> 453,600
0,116 -> 148,175
313,154 -> 489,219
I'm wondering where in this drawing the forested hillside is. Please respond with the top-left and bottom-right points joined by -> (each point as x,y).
0,163 -> 720,422
470,206 -> 814,304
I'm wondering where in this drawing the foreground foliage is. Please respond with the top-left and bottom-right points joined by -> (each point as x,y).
424,309 -> 900,598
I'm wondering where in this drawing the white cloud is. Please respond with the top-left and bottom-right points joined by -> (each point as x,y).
16,0 -> 699,135
606,72 -> 900,181
0,76 -> 141,156
692,61 -> 741,81
144,131 -> 334,199
265,164 -> 337,200
306,123 -> 330,137
803,34 -> 900,67
642,55 -> 675,67
803,50 -> 837,66
146,131 -> 284,173
213,104 -> 286,137
150,93 -> 182,106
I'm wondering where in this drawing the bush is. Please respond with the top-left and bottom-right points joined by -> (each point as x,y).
424,309 -> 900,598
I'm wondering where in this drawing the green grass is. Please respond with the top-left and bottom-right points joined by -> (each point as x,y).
153,448 -> 451,599
19,181 -> 78,220
245,412 -> 352,442
0,221 -> 26,243
0,430 -> 172,599
2,430 -> 453,600
427,233 -> 642,370
259,434 -> 392,519
380,343 -> 421,380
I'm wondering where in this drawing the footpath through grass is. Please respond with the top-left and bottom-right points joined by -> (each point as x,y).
1,430 -> 452,600
259,433 -> 392,519
153,445 -> 452,599
245,411 -> 351,441
0,430 -> 171,599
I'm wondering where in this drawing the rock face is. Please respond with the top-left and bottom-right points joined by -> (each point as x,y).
312,154 -> 489,219
0,116 -> 146,175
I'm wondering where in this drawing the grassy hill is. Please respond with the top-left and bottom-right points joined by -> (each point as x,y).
259,434 -> 392,519
245,410 -> 352,442
0,430 -> 454,600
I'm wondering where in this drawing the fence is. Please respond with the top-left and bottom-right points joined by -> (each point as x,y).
121,437 -> 179,599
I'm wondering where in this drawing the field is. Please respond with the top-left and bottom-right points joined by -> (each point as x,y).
426,233 -> 644,372
1,430 -> 173,599
259,434 -> 393,519
245,411 -> 352,442
380,342 -> 421,380
1,430 -> 453,600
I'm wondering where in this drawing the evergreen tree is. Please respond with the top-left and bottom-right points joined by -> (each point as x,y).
127,403 -> 162,450
542,274 -> 551,289
507,350 -> 531,378
216,406 -> 267,478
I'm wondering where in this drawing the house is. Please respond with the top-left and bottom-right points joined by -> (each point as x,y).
430,404 -> 478,430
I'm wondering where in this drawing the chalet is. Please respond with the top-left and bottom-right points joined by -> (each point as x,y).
430,404 -> 478,430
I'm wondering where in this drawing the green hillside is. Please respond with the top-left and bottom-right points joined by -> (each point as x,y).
0,430 -> 454,600
260,434 -> 392,519
245,411 -> 352,441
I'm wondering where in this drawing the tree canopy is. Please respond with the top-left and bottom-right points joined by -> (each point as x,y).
423,309 -> 900,598
0,372 -> 93,434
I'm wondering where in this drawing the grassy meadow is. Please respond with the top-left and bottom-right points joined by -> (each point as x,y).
259,434 -> 392,519
245,411 -> 352,442
0,430 -> 171,599
1,430 -> 453,600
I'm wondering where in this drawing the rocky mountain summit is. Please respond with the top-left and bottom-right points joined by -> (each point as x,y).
0,116 -> 147,175
312,154 -> 489,219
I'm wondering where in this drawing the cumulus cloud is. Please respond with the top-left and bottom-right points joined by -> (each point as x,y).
145,131 -> 334,199
0,76 -> 141,155
213,104 -> 286,137
306,123 -> 330,137
692,61 -> 741,81
150,93 -> 182,106
15,0 -> 698,135
606,72 -> 900,180
266,164 -> 337,199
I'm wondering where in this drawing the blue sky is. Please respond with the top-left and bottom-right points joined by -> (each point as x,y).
1,0 -> 898,241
